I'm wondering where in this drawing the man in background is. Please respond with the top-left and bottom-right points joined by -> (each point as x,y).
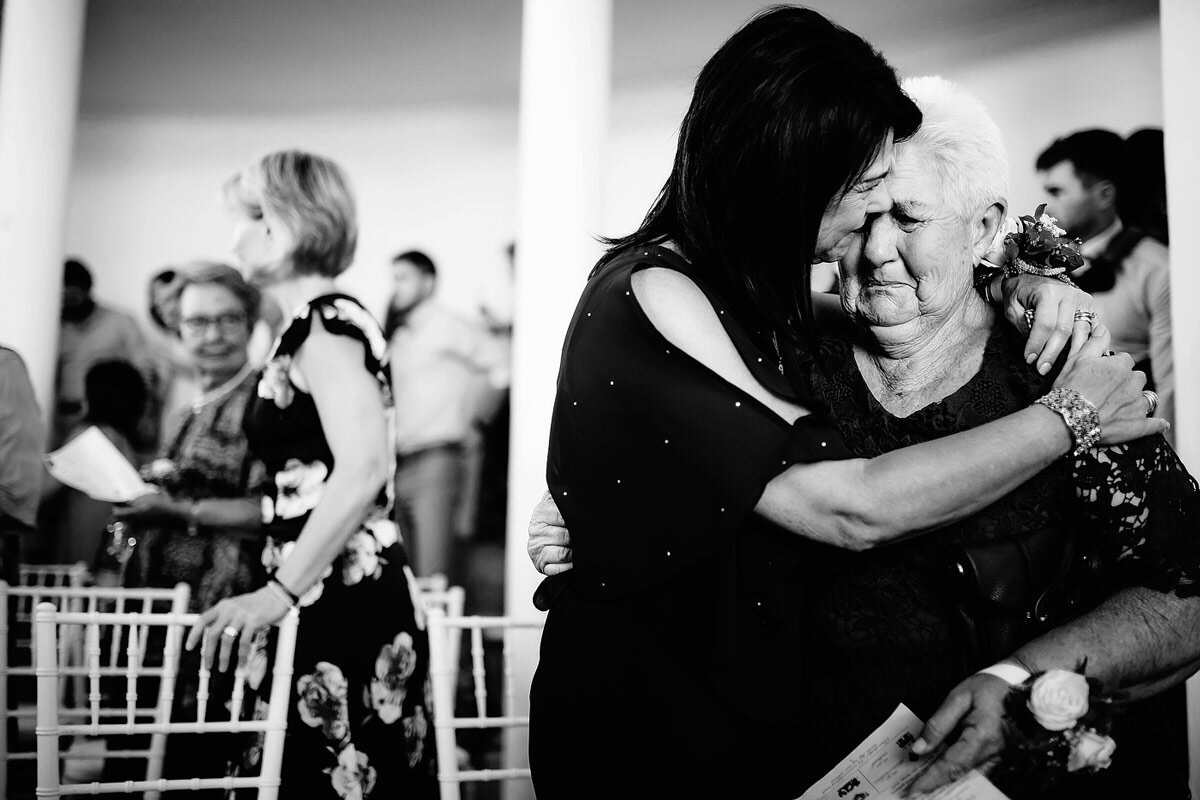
54,258 -> 149,448
0,346 -> 44,576
386,250 -> 510,581
1037,128 -> 1173,435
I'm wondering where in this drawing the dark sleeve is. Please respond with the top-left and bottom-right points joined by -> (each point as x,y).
1072,436 -> 1200,598
546,253 -> 849,598
275,295 -> 391,391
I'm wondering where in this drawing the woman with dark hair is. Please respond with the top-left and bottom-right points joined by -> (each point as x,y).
527,6 -> 1164,798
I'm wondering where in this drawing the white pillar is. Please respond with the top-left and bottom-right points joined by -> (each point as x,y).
0,0 -> 88,430
504,0 -> 611,794
1160,0 -> 1200,795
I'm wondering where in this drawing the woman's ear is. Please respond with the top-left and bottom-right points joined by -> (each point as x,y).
973,202 -> 1006,262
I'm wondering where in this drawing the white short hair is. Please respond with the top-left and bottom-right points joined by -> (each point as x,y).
900,75 -> 1009,220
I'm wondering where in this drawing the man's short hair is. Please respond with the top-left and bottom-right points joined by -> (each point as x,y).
901,76 -> 1009,220
1035,128 -> 1126,191
63,258 -> 93,291
393,250 -> 436,278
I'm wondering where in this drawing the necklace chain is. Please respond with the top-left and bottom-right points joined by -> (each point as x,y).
192,362 -> 254,413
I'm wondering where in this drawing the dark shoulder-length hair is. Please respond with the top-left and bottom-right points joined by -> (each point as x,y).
601,5 -> 919,350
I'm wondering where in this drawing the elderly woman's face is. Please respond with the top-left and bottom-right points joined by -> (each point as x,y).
814,132 -> 895,264
838,141 -> 978,349
178,283 -> 252,377
230,200 -> 297,284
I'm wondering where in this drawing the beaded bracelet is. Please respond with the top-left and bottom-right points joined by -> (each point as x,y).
1035,388 -> 1101,456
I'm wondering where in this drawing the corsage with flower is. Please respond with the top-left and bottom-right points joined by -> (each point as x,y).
987,661 -> 1119,798
975,205 -> 1085,299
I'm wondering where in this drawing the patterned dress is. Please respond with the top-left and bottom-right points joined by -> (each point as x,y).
123,368 -> 264,612
239,294 -> 436,799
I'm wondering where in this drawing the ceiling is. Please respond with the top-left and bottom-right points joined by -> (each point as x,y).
78,0 -> 1159,116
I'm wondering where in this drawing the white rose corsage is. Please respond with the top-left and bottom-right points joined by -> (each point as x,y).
988,661 -> 1119,797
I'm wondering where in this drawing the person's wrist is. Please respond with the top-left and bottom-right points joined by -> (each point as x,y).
976,661 -> 1032,686
1034,388 -> 1101,457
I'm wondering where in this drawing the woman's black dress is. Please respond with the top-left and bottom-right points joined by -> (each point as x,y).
238,294 -> 437,799
530,246 -> 852,799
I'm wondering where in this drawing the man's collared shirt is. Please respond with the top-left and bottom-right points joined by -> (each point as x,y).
389,301 -> 510,456
1075,217 -> 1173,432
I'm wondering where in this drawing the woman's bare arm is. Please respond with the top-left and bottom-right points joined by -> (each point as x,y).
271,313 -> 391,595
638,267 -> 1166,550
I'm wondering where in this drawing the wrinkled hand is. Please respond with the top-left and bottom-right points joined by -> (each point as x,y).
185,586 -> 290,672
998,275 -> 1097,375
906,673 -> 1011,796
527,490 -> 573,576
1052,324 -> 1170,445
111,491 -> 181,523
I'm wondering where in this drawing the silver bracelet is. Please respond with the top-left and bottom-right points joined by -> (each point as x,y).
1035,388 -> 1101,456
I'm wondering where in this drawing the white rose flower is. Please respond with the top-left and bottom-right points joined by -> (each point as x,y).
1068,728 -> 1116,772
273,459 -> 329,520
1027,669 -> 1089,731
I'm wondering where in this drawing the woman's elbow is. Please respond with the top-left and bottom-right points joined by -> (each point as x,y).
337,446 -> 391,502
825,508 -> 900,551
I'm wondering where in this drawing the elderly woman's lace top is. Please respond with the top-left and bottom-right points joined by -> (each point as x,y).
801,323 -> 1200,797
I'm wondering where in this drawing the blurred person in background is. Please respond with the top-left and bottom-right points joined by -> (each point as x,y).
187,150 -> 436,797
115,262 -> 264,610
54,258 -> 150,449
144,266 -> 199,451
0,346 -> 44,578
112,261 -> 266,789
41,359 -> 147,573
1121,127 -> 1168,245
1037,129 -> 1173,437
385,249 -> 510,583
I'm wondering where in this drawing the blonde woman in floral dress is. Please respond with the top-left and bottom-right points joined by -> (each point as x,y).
187,150 -> 436,798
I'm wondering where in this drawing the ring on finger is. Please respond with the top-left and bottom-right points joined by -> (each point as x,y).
222,625 -> 240,639
1023,308 -> 1035,331
1073,309 -> 1098,324
1142,390 -> 1159,416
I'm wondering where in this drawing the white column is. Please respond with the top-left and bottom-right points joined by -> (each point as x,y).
504,0 -> 611,794
1160,1 -> 1200,795
0,0 -> 88,429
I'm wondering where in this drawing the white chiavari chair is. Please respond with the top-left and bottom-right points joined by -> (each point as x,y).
1,582 -> 189,799
426,607 -> 544,800
419,584 -> 466,691
18,563 -> 91,590
34,601 -> 299,800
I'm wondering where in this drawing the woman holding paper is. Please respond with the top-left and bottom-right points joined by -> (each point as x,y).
113,262 -> 265,611
41,359 -> 148,569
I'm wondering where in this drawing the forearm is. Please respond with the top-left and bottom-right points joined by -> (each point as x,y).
272,464 -> 385,594
189,498 -> 262,531
1011,587 -> 1200,689
758,404 -> 1071,549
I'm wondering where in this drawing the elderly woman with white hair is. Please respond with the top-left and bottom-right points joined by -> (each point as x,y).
809,75 -> 1200,798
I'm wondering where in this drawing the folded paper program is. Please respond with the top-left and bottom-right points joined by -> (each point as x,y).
44,426 -> 154,503
797,704 -> 1010,800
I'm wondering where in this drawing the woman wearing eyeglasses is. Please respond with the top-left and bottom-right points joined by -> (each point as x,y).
114,261 -> 265,611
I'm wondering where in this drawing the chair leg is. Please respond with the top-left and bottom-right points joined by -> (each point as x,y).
35,604 -> 61,800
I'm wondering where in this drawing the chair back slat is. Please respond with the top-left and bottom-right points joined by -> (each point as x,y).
426,609 -> 544,800
30,598 -> 299,800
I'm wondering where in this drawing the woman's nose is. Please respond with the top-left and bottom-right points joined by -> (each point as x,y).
863,216 -> 898,266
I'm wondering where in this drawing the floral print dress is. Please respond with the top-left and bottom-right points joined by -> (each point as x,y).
240,294 -> 436,799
